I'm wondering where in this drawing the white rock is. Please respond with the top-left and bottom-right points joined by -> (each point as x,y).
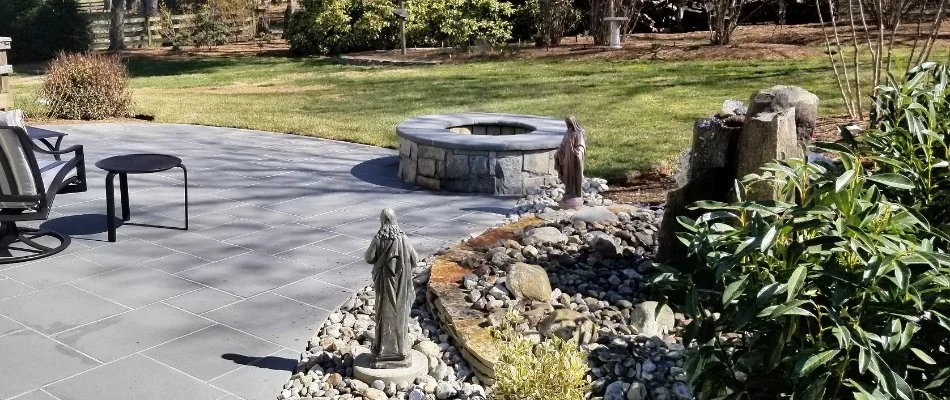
362,387 -> 387,400
435,382 -> 456,399
342,313 -> 356,328
414,341 -> 441,359
328,312 -> 343,324
430,361 -> 449,380
630,301 -> 675,337
417,375 -> 438,393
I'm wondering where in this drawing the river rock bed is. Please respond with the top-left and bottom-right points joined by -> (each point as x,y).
281,180 -> 691,400
281,257 -> 487,400
513,177 -> 612,215
458,205 -> 692,400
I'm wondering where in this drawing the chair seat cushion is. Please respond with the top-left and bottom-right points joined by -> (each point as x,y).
0,111 -> 38,200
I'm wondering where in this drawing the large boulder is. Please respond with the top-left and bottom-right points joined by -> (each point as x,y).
586,231 -> 621,255
538,308 -> 597,344
630,301 -> 675,337
657,118 -> 742,265
570,206 -> 619,224
748,85 -> 819,142
505,262 -> 553,302
737,105 -> 802,200
525,226 -> 568,245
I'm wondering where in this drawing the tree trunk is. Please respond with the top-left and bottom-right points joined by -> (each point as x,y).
284,0 -> 296,33
109,0 -> 126,51
777,0 -> 787,24
588,0 -> 608,46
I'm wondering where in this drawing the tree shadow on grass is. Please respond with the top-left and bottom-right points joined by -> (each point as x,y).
125,56 -> 335,79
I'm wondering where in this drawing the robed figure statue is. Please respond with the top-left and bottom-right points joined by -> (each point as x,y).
364,208 -> 418,368
555,116 -> 587,208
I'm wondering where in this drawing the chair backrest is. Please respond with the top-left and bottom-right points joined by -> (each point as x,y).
0,110 -> 44,208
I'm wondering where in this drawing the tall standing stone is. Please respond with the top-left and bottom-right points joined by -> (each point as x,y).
748,85 -> 819,142
736,108 -> 800,180
657,85 -> 817,265
737,88 -> 806,199
657,118 -> 742,264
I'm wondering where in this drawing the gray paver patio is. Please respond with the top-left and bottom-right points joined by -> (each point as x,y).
0,123 -> 514,400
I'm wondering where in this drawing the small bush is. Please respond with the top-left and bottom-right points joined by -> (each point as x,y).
492,311 -> 589,400
188,4 -> 233,48
156,5 -> 189,50
0,0 -> 92,62
41,53 -> 132,120
517,0 -> 580,47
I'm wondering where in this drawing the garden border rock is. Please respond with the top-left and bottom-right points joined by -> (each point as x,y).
426,217 -> 543,383
425,204 -> 651,384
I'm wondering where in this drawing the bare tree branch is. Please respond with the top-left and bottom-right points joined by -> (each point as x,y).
817,0 -> 858,119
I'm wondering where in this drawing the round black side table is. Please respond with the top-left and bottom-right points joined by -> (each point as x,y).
95,154 -> 188,242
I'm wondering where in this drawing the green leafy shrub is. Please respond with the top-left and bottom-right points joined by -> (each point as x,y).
651,151 -> 950,399
288,0 -> 512,55
423,0 -> 514,47
846,62 -> 950,229
188,4 -> 233,48
41,53 -> 132,120
0,0 -> 91,62
491,310 -> 590,400
156,5 -> 189,50
287,0 -> 395,55
517,0 -> 580,47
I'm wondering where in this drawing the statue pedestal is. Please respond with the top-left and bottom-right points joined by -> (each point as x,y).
352,347 -> 429,386
604,17 -> 626,50
560,196 -> 584,209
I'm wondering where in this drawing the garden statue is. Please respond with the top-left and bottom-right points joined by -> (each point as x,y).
364,208 -> 417,368
555,116 -> 586,208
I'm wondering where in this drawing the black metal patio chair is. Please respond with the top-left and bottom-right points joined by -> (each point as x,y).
0,110 -> 86,263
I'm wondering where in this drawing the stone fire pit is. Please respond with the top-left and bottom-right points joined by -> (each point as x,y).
396,113 -> 566,195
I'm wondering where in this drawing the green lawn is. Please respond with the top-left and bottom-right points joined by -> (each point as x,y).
12,55 -> 846,180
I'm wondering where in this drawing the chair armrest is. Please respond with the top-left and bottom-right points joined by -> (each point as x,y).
31,142 -> 82,156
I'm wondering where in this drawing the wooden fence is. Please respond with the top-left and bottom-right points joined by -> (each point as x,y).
86,12 -> 255,50
0,38 -> 11,111
77,0 -> 107,13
